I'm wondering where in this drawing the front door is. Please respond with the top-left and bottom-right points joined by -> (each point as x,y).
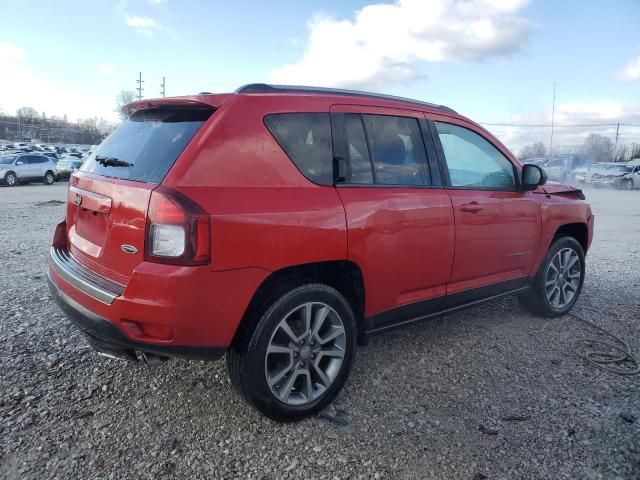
330,104 -> 455,329
429,119 -> 541,303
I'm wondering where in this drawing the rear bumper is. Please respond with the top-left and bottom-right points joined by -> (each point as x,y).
47,271 -> 225,361
47,243 -> 270,359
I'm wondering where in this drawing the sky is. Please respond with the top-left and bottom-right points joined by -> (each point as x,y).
0,0 -> 639,151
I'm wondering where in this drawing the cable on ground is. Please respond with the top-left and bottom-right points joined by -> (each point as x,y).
567,312 -> 639,376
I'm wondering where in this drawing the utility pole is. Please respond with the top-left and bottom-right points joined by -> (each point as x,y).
613,122 -> 620,162
160,76 -> 166,97
136,72 -> 144,100
549,82 -> 556,158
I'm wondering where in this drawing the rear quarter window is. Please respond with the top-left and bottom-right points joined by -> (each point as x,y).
264,113 -> 333,185
81,107 -> 213,183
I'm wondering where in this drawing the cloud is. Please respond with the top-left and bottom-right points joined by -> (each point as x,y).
124,15 -> 160,36
270,0 -> 533,90
147,0 -> 167,3
0,42 -> 25,62
482,101 -> 640,153
0,43 -> 118,122
617,56 -> 640,82
97,64 -> 115,76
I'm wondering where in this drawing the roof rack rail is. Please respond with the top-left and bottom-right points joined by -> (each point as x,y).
235,83 -> 456,114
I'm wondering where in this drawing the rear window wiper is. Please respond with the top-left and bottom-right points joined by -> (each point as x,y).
95,155 -> 134,167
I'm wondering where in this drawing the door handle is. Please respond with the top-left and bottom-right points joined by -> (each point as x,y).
460,202 -> 483,214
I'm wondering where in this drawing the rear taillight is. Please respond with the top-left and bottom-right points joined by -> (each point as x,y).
145,187 -> 210,265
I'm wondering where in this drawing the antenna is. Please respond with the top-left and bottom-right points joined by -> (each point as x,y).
136,72 -> 144,100
160,76 -> 166,97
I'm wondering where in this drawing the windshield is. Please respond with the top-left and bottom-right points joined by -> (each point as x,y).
0,156 -> 15,165
80,107 -> 213,183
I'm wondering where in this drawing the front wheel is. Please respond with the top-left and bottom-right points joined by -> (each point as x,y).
43,171 -> 55,185
624,179 -> 634,190
4,172 -> 17,186
227,283 -> 357,421
519,236 -> 585,317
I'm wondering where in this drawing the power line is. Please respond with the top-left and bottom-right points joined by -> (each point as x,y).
136,72 -> 144,101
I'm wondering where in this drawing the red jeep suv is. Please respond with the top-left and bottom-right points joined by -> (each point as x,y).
48,84 -> 594,421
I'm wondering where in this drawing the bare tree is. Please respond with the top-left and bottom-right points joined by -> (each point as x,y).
115,90 -> 136,120
16,106 -> 39,119
518,142 -> 547,160
583,133 -> 614,163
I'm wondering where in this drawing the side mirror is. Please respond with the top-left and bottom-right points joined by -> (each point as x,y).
521,164 -> 547,190
15,161 -> 24,165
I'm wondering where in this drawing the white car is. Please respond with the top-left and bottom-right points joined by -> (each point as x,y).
0,153 -> 58,186
592,163 -> 640,190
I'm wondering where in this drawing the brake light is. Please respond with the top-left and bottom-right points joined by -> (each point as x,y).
145,187 -> 210,265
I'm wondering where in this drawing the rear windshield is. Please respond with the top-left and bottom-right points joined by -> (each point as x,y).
81,107 -> 213,183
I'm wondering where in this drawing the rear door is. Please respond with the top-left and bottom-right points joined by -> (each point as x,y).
66,106 -> 214,286
330,104 -> 454,328
428,118 -> 541,302
21,155 -> 39,179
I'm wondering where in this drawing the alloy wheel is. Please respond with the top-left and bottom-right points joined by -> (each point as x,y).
6,174 -> 16,186
544,248 -> 581,309
265,302 -> 346,406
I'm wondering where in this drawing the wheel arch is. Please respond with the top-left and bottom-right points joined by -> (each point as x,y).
231,260 -> 367,348
552,222 -> 588,252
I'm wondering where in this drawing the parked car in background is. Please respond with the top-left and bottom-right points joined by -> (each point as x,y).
56,158 -> 84,179
48,84 -> 594,421
592,163 -> 640,190
573,162 -> 608,184
0,153 -> 58,186
521,157 -> 547,167
542,154 -> 587,183
42,151 -> 63,162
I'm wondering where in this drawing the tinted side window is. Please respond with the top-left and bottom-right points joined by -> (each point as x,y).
345,114 -> 373,184
264,113 -> 333,185
435,122 -> 516,189
362,115 -> 429,186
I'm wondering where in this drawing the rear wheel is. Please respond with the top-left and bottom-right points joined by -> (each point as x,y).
43,171 -> 55,185
227,283 -> 357,421
4,172 -> 17,187
519,236 -> 585,317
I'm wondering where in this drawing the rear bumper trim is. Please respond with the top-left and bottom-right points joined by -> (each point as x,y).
49,247 -> 124,305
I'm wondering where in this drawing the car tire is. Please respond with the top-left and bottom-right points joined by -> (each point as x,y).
4,171 -> 17,187
624,179 -> 634,190
227,283 -> 357,422
43,171 -> 55,185
519,236 -> 585,317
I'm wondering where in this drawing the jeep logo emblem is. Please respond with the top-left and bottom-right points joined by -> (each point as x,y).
121,244 -> 138,255
73,193 -> 82,206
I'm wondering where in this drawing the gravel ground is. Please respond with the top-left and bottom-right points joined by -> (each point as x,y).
0,182 -> 639,480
